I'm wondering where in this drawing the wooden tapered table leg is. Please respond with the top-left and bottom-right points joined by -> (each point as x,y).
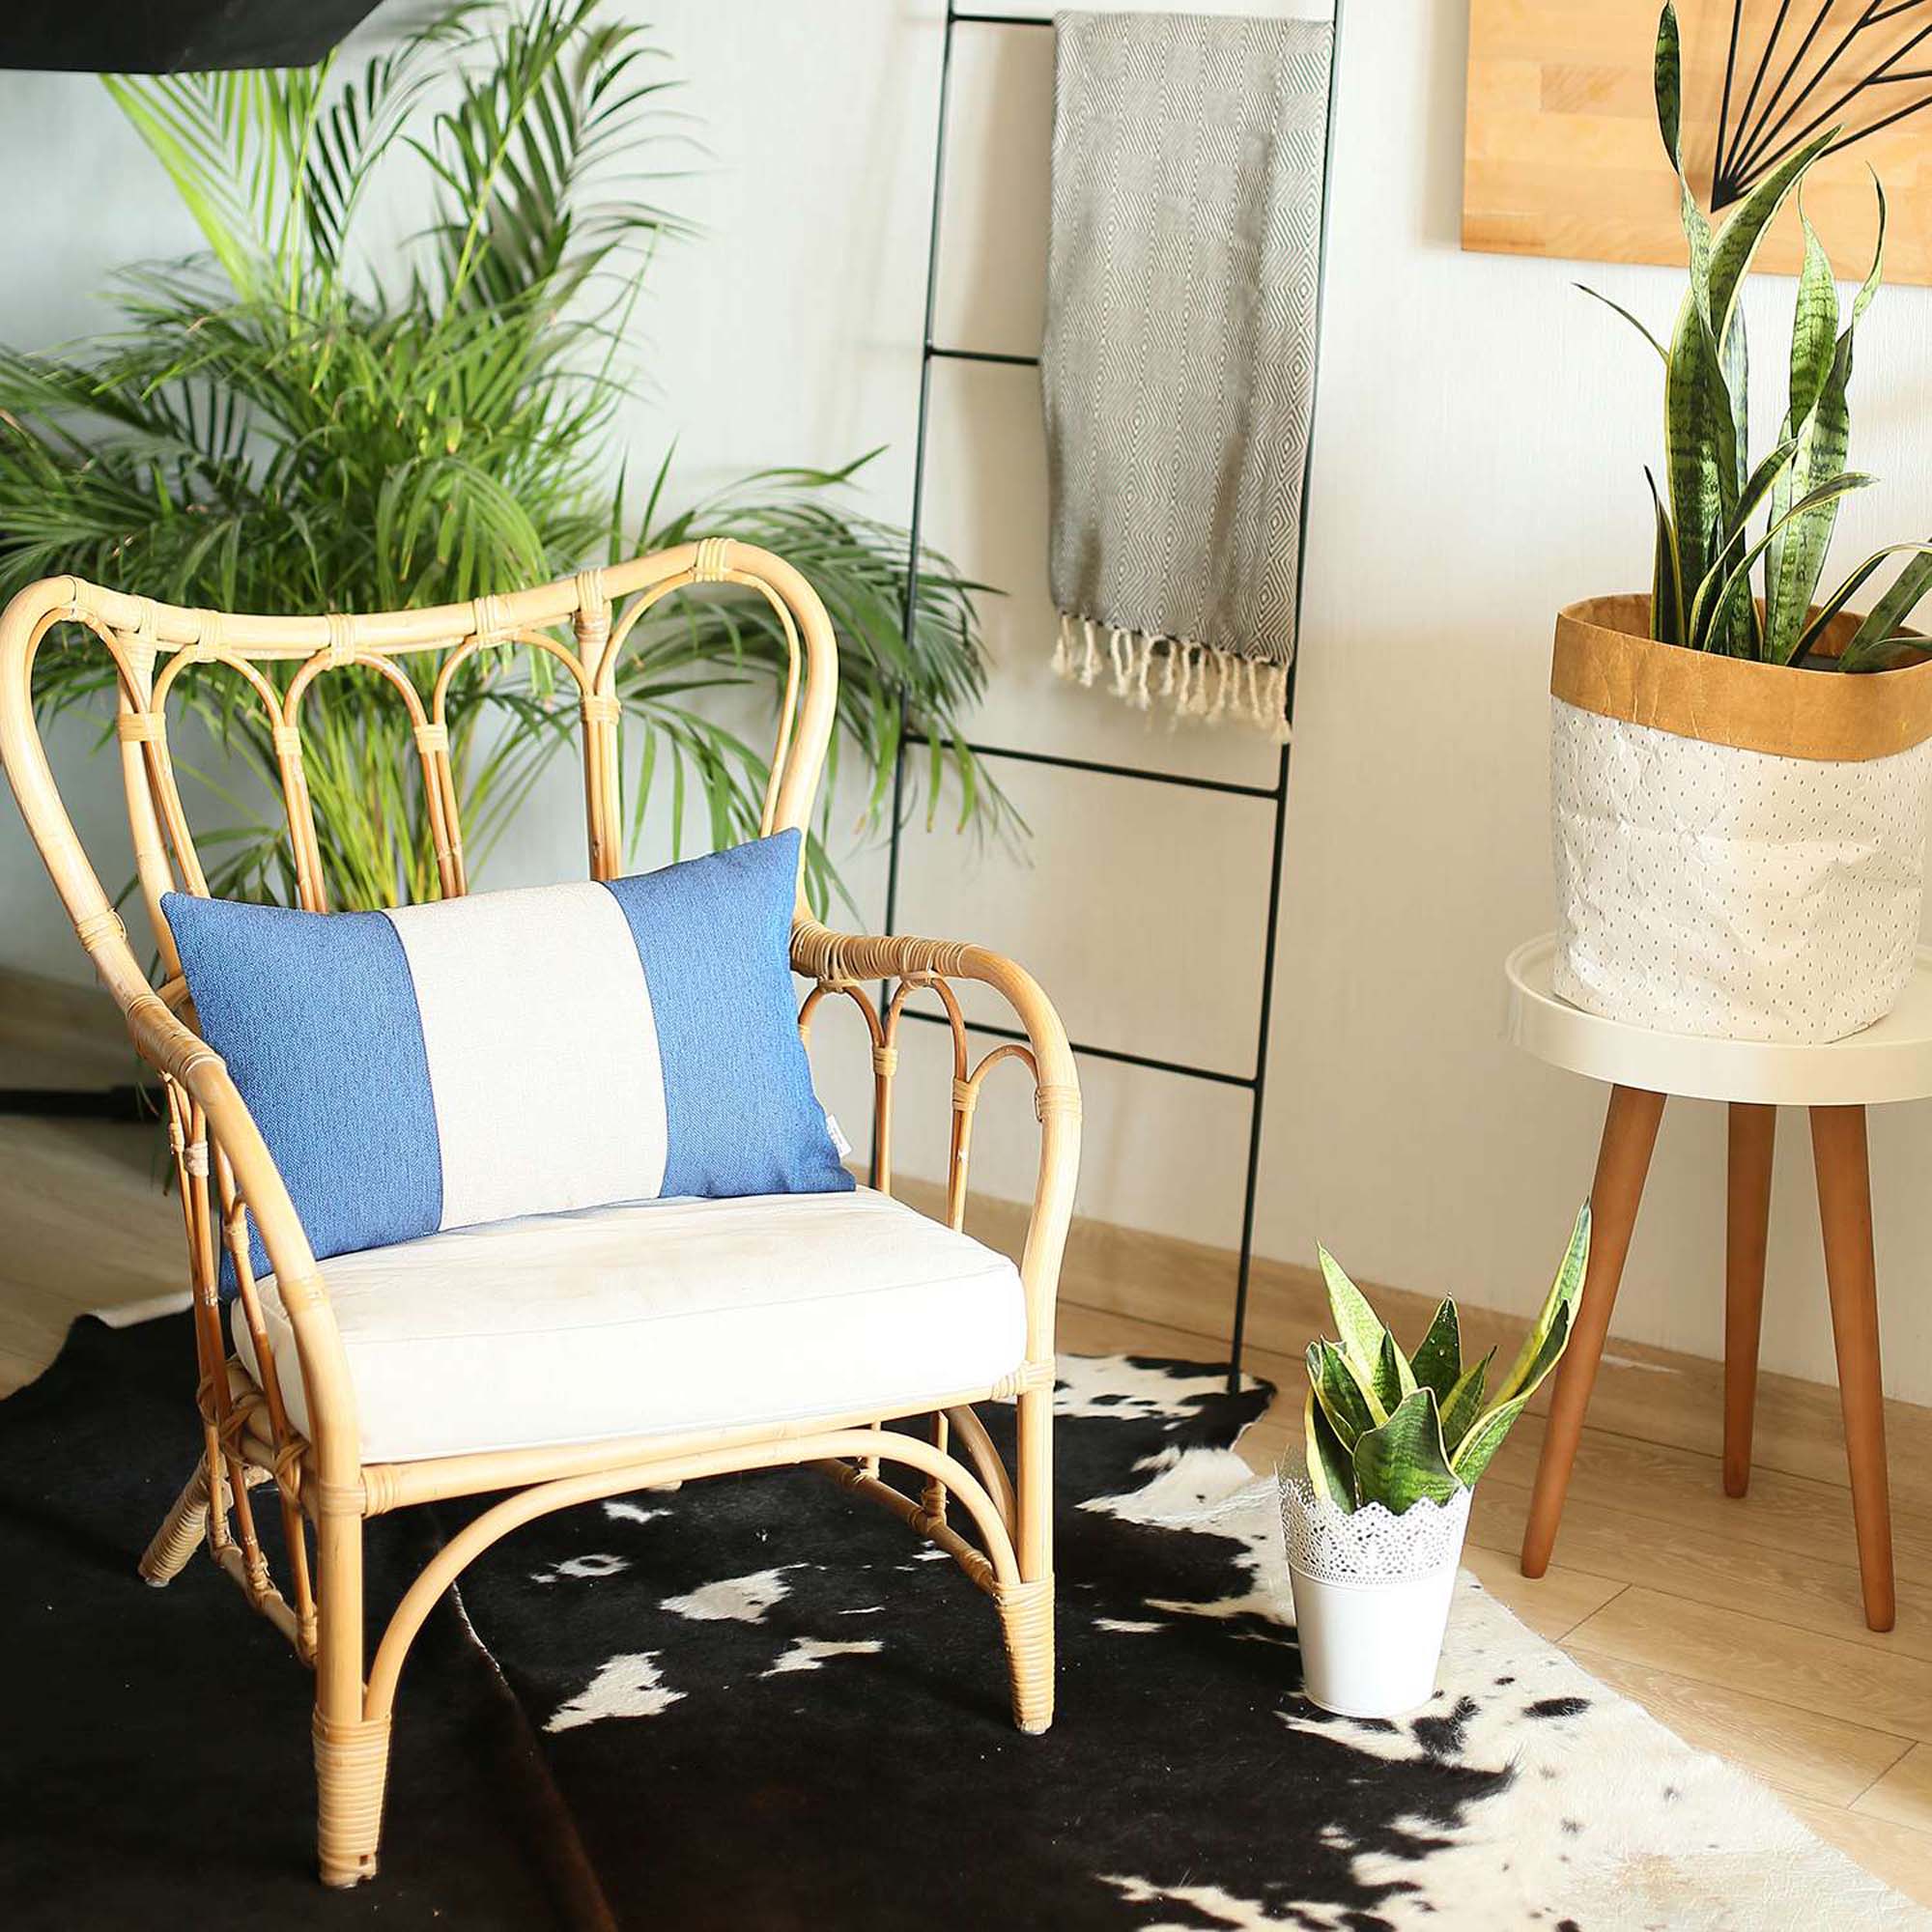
1810,1105 -> 1895,1634
1723,1103 -> 1776,1498
1521,1083 -> 1666,1578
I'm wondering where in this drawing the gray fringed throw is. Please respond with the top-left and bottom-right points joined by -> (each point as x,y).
1041,9 -> 1333,738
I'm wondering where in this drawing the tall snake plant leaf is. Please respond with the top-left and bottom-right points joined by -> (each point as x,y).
1782,543 -> 1905,669
1438,1346 -> 1495,1453
1664,291 -> 1731,613
1410,1298 -> 1463,1404
1654,6 -> 1723,608
1317,1244 -> 1391,1388
1719,343 -> 1748,647
1306,1338 -> 1382,1441
1787,204 -> 1845,428
1734,437 -> 1804,534
1657,0 -> 1751,643
1646,466 -> 1684,643
1686,434 -> 1800,649
1655,2 -> 1712,307
1654,0 -> 1682,174
1304,1390 -> 1357,1512
1352,1387 -> 1461,1515
1839,549 -> 1932,671
1494,1204 -> 1591,1410
1692,471 -> 1877,655
1577,284 -> 1669,366
1705,127 -> 1838,346
1766,189 -> 1887,666
1764,207 -> 1841,656
1700,130 -> 1838,651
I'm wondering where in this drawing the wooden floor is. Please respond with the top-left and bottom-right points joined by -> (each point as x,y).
3,965 -> 1930,1904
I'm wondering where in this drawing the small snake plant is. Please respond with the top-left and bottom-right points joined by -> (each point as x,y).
1581,3 -> 1932,672
1302,1207 -> 1590,1516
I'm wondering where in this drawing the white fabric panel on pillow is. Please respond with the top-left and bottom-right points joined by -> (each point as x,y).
237,1188 -> 1027,1463
385,882 -> 668,1229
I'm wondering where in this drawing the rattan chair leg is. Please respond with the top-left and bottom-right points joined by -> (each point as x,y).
138,1459 -> 211,1586
313,1503 -> 381,1887
1004,1378 -> 1056,1734
314,1708 -> 391,1889
997,1577 -> 1054,1734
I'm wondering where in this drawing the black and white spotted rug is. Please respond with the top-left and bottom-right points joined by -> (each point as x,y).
0,1315 -> 1918,1930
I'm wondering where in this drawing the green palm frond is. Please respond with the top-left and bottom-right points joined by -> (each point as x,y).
419,0 -> 694,314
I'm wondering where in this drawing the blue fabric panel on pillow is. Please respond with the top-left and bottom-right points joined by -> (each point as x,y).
601,829 -> 852,1198
160,895 -> 443,1287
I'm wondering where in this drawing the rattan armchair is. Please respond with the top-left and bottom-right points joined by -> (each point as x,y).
0,541 -> 1079,1888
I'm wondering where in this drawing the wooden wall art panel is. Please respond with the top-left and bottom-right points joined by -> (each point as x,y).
1463,0 -> 1932,283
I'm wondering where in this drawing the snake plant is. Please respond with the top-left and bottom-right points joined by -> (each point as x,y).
1302,1206 -> 1590,1516
1581,3 -> 1932,674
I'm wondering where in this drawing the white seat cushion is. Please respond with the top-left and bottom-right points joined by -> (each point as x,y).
233,1188 -> 1026,1465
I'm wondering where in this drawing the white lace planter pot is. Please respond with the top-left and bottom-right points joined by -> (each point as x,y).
1279,1473 -> 1472,1720
1550,596 -> 1932,1044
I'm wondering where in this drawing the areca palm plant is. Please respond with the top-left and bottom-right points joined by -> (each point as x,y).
0,0 -> 1011,912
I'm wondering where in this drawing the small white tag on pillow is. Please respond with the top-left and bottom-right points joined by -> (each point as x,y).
823,1110 -> 853,1161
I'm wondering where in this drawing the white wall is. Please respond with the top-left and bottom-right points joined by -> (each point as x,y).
6,0 -> 1932,1398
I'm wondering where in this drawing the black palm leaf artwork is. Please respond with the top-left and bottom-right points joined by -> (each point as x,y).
1709,0 -> 1932,208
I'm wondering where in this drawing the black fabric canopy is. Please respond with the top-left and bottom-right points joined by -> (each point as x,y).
0,0 -> 384,72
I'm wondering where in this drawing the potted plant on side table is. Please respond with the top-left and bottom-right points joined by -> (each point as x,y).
1281,1206 -> 1589,1719
1557,1 -> 1932,1044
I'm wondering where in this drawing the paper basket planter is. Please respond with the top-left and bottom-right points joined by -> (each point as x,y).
1550,595 -> 1932,1044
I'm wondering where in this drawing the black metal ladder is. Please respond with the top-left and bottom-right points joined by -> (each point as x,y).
879,2 -> 1345,1383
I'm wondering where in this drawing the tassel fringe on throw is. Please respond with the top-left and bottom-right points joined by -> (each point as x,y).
1051,612 -> 1293,744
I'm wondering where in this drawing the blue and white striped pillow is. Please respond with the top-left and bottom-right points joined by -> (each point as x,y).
162,829 -> 852,1287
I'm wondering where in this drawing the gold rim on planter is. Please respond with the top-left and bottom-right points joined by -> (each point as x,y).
1551,594 -> 1932,763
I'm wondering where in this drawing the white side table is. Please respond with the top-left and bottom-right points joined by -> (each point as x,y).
1503,934 -> 1932,1634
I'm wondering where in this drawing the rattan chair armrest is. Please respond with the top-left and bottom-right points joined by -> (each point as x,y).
791,921 -> 1077,1096
791,920 -> 1080,1360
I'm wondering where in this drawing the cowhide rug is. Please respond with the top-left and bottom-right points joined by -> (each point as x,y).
0,1314 -> 1918,1931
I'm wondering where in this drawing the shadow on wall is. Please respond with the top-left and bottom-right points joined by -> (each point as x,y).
1422,0 -> 1472,250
